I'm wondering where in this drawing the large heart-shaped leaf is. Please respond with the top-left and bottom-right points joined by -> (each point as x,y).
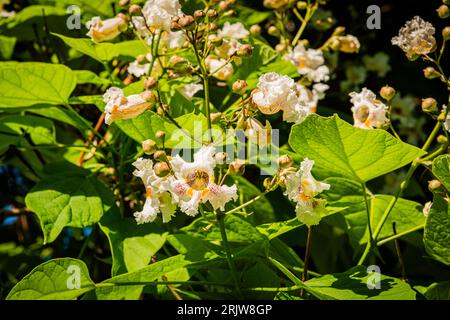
7,258 -> 95,300
432,154 -> 450,191
289,114 -> 425,182
0,62 -> 76,108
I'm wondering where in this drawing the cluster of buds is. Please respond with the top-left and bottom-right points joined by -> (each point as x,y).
142,131 -> 171,177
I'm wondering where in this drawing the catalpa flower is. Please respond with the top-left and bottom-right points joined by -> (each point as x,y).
285,43 -> 330,83
350,88 -> 389,129
141,0 -> 183,31
218,22 -> 250,39
132,158 -> 177,224
178,83 -> 203,101
246,117 -> 272,147
103,87 -> 154,125
169,146 -> 238,216
391,16 -> 436,59
284,158 -> 330,226
86,15 -> 128,43
127,53 -> 153,78
205,56 -> 233,81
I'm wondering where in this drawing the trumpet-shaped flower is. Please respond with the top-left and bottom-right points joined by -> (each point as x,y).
391,16 -> 436,58
218,22 -> 250,39
169,146 -> 238,216
103,87 -> 153,125
141,0 -> 183,31
284,158 -> 330,226
350,88 -> 389,129
285,43 -> 330,82
86,16 -> 127,43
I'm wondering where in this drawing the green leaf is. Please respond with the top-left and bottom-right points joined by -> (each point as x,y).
304,266 -> 417,300
289,114 -> 425,182
53,33 -> 147,63
99,208 -> 167,275
424,194 -> 450,266
0,36 -> 16,60
256,218 -> 302,240
0,114 -> 56,145
27,106 -> 91,130
74,70 -> 110,85
432,154 -> 450,191
0,62 -> 76,108
167,234 -> 222,261
423,281 -> 450,300
6,258 -> 95,300
25,162 -> 115,244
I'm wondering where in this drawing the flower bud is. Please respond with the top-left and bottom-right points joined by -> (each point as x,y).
443,26 -> 450,41
250,24 -> 261,35
142,139 -> 157,154
169,55 -> 188,67
144,77 -> 158,89
119,0 -> 130,7
179,15 -> 195,29
380,85 -> 396,101
277,155 -> 293,169
264,0 -> 291,9
219,1 -> 230,11
209,22 -> 219,31
428,179 -> 442,191
155,131 -> 165,140
263,177 -> 273,190
229,159 -> 245,175
170,17 -> 182,31
136,54 -> 147,63
214,151 -> 228,164
437,5 -> 450,18
232,80 -> 248,95
297,1 -> 308,10
208,34 -> 223,46
268,25 -> 279,36
236,44 -> 253,57
153,150 -> 166,161
422,97 -> 438,113
210,112 -> 222,124
423,66 -> 441,79
129,4 -> 141,14
206,9 -> 218,19
194,10 -> 205,21
437,134 -> 448,144
275,43 -> 286,52
223,9 -> 235,17
154,162 -> 170,177
141,90 -> 156,104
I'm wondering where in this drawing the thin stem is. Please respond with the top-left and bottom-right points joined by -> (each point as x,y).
217,212 -> 243,298
361,182 -> 374,244
300,226 -> 313,298
392,222 -> 406,281
223,188 -> 272,215
376,224 -> 425,246
292,2 -> 317,46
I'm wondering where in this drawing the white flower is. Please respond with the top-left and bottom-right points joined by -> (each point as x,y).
215,38 -> 243,58
442,105 -> 450,132
163,31 -> 186,49
285,43 -> 330,82
169,146 -> 238,216
86,16 -> 127,43
218,22 -> 250,39
252,72 -> 297,114
141,0 -> 183,31
205,56 -> 233,81
132,158 -> 177,224
102,87 -> 152,125
284,158 -> 330,226
283,83 -> 328,123
391,16 -> 436,58
350,88 -> 389,129
178,83 -> 203,100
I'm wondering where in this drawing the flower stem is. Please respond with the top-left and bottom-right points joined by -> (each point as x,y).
292,1 -> 317,46
217,212 -> 243,298
376,224 -> 425,246
300,226 -> 313,298
361,182 -> 374,244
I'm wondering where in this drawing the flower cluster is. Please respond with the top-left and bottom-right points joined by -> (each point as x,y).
132,146 -> 238,223
349,88 -> 389,129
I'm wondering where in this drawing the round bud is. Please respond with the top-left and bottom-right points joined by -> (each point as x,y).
437,134 -> 448,144
443,26 -> 450,41
268,25 -> 279,36
194,10 -> 205,21
179,15 -> 195,29
214,152 -> 228,164
142,139 -> 157,154
219,1 -> 230,11
136,54 -> 147,63
428,179 -> 442,191
154,162 -> 170,177
437,5 -> 450,18
208,22 -> 219,31
237,44 -> 253,57
229,159 -> 245,175
380,85 -> 396,101
156,107 -> 165,116
250,24 -> 261,35
128,4 -> 141,14
277,155 -> 293,169
170,17 -> 182,31
155,131 -> 165,140
206,9 -> 218,19
144,77 -> 158,89
210,112 -> 222,124
275,43 -> 286,52
119,0 -> 130,7
141,90 -> 156,104
423,66 -> 441,79
232,80 -> 248,95
153,150 -> 167,161
334,26 -> 346,35
297,1 -> 308,10
421,98 -> 438,113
